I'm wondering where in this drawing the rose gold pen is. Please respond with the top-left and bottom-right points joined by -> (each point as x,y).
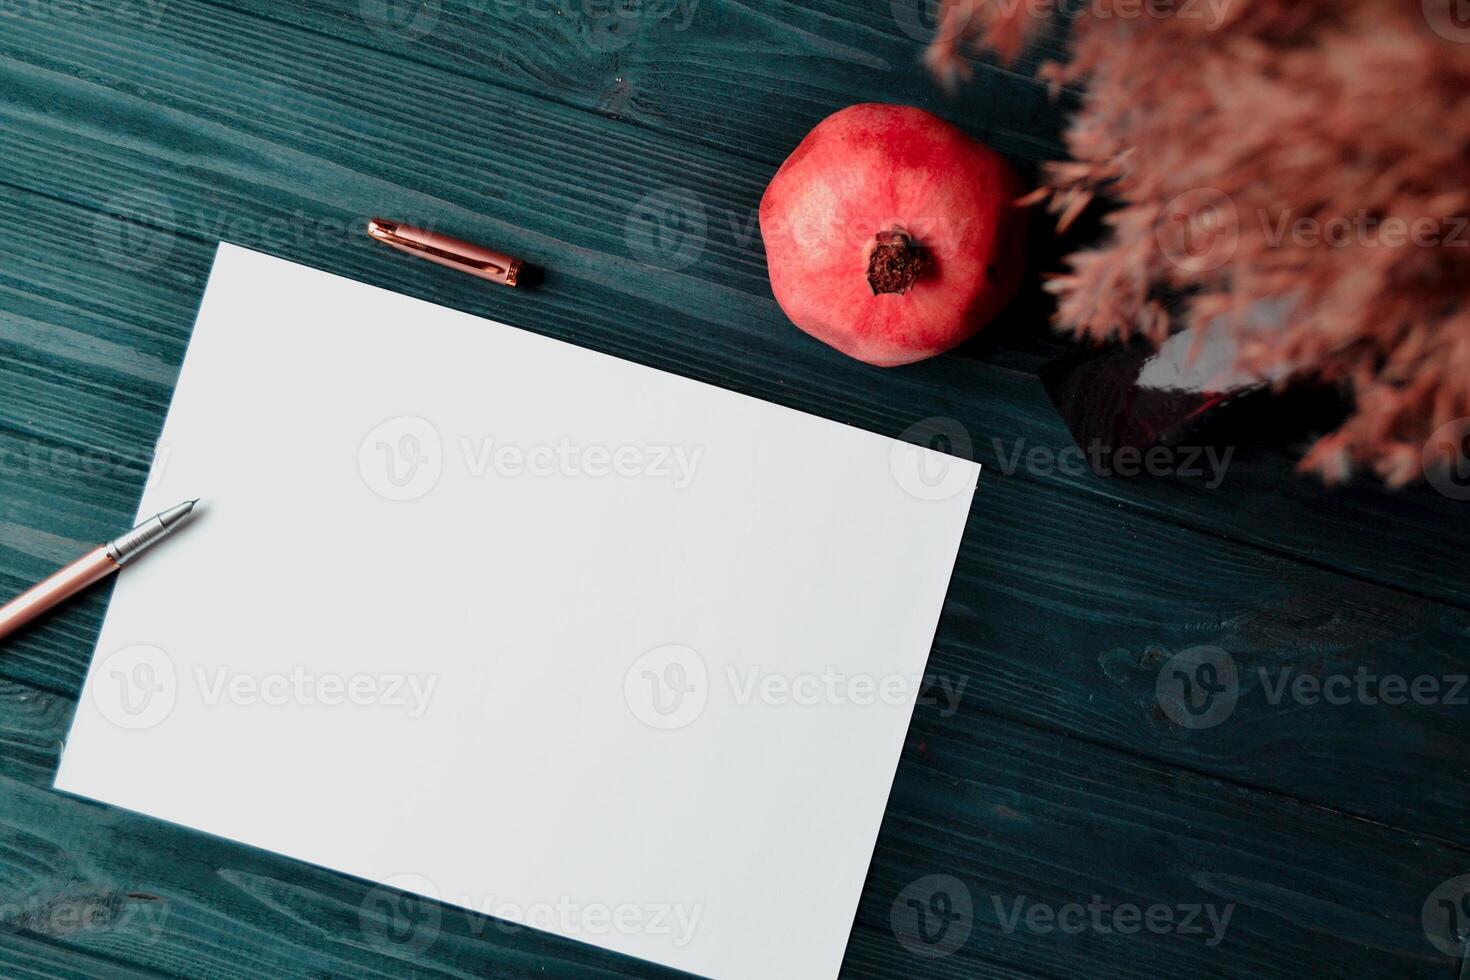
367,218 -> 523,287
0,500 -> 198,643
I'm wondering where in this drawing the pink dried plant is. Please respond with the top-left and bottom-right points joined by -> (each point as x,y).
932,0 -> 1470,484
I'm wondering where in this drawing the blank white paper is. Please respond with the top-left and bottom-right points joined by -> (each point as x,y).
55,243 -> 980,980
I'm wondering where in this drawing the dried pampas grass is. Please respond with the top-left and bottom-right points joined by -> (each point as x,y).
933,0 -> 1470,485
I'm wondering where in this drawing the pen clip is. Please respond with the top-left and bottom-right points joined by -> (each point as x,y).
368,218 -> 522,287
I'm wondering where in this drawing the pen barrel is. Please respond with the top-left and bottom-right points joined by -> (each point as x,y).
0,546 -> 120,642
368,219 -> 522,287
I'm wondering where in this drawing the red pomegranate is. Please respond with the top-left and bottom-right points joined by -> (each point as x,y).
759,103 -> 1027,367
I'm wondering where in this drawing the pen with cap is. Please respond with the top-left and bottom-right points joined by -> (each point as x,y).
0,500 -> 198,643
368,219 -> 524,288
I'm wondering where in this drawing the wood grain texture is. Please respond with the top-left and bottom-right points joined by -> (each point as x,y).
211,0 -> 1074,166
0,677 -> 1458,979
0,679 -> 69,785
1,0 -> 1466,614
2,184 -> 1468,845
868,708 -> 1470,979
0,931 -> 172,980
0,3 -> 1466,979
2,108 -> 1470,845
197,0 -> 1470,614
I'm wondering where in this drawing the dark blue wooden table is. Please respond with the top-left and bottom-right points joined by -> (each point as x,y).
0,2 -> 1467,977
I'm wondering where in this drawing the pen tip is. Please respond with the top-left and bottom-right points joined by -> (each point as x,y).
155,499 -> 199,530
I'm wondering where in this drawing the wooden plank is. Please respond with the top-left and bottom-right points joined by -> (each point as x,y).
864,706 -> 1470,979
0,680 -> 70,787
1,646 -> 1466,979
207,0 -> 1073,166
0,741 -> 1038,980
0,6 -> 1458,980
196,0 -> 1470,613
0,187 -> 1466,849
0,674 -> 165,978
0,699 -> 1459,978
0,932 -> 171,980
0,3 -> 1464,612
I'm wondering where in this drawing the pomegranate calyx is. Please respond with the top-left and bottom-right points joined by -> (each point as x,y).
866,228 -> 931,296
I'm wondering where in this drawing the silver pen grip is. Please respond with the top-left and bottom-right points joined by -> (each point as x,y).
106,499 -> 198,565
107,515 -> 168,565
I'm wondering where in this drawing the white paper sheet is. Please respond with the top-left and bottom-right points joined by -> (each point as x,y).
55,244 -> 980,979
